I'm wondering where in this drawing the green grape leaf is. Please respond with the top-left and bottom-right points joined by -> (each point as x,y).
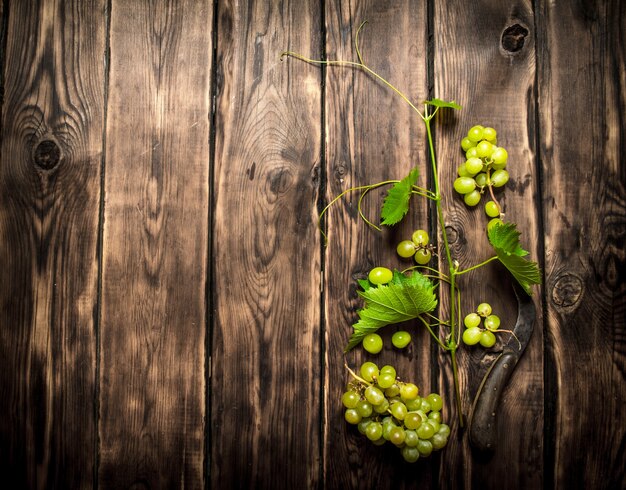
423,98 -> 462,110
488,222 -> 541,295
346,271 -> 437,351
380,167 -> 419,226
357,278 -> 372,292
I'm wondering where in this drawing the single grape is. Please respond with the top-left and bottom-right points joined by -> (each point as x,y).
399,382 -> 419,400
416,439 -> 433,457
465,157 -> 484,175
392,330 -> 411,349
491,169 -> 509,187
480,330 -> 497,348
431,433 -> 448,450
373,397 -> 390,414
464,312 -> 481,329
402,446 -> 420,463
467,125 -> 484,142
364,385 -> 385,406
404,411 -> 423,430
344,408 -> 361,424
484,314 -> 501,331
492,146 -> 508,165
462,326 -> 482,345
482,127 -> 497,143
453,177 -> 476,194
341,390 -> 360,409
376,372 -> 396,390
487,217 -> 504,232
356,400 -> 373,418
389,426 -> 406,446
437,423 -> 451,437
428,411 -> 442,424
477,303 -> 492,317
404,429 -> 419,447
461,137 -> 475,151
414,248 -> 431,265
365,421 -> 383,441
419,399 -> 432,413
428,419 -> 440,432
384,384 -> 400,398
465,147 -> 479,159
405,397 -> 422,411
362,333 -> 383,354
485,200 -> 500,218
368,266 -> 393,285
458,164 -> 471,178
360,361 -> 380,382
380,365 -> 397,377
358,418 -> 372,434
416,422 -> 436,439
371,437 -> 386,446
476,140 -> 493,158
396,240 -> 416,258
475,172 -> 488,187
463,190 -> 481,207
411,229 -> 429,246
426,393 -> 443,412
390,401 -> 408,421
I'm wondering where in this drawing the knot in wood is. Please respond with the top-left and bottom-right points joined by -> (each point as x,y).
501,24 -> 529,53
33,139 -> 61,170
551,273 -> 583,308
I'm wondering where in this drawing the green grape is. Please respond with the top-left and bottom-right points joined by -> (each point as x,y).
417,439 -> 433,457
462,326 -> 482,345
466,147 -> 479,159
487,217 -> 504,232
402,446 -> 420,463
389,426 -> 406,446
341,390 -> 360,409
360,361 -> 379,382
426,394 -> 443,412
491,169 -> 509,187
464,190 -> 481,207
390,401 -> 408,421
467,125 -> 484,142
396,240 -> 416,258
428,419 -> 440,432
368,266 -> 393,285
358,418 -> 372,434
373,398 -> 390,414
404,429 -> 419,447
405,397 -> 421,411
475,172 -> 488,187
356,400 -> 373,418
400,382 -> 419,400
411,229 -> 429,246
438,424 -> 451,437
382,421 -> 395,441
344,408 -> 361,424
480,330 -> 497,348
392,330 -> 411,349
485,200 -> 500,218
477,303 -> 492,317
465,157 -> 484,175
431,433 -> 448,450
492,146 -> 508,165
484,314 -> 501,331
404,411 -> 423,430
371,437 -> 386,446
428,411 -> 442,423
464,313 -> 481,329
377,373 -> 396,389
365,421 -> 383,441
482,126 -> 497,143
364,385 -> 385,405
384,384 -> 400,398
461,136 -> 475,151
453,177 -> 476,194
380,365 -> 397,377
362,333 -> 383,354
416,422 -> 436,439
458,163 -> 471,177
476,140 -> 493,158
414,248 -> 431,265
419,399 -> 431,413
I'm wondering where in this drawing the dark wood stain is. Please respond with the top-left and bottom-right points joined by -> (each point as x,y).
0,0 -> 622,489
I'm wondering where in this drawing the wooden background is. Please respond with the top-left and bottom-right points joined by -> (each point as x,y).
0,0 -> 623,488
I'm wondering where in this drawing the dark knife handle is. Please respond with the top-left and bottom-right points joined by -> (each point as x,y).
469,350 -> 519,451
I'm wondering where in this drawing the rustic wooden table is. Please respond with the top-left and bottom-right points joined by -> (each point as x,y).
0,1 -> 624,488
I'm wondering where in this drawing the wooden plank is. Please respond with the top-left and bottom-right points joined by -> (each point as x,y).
0,1 -> 105,487
210,1 -> 322,487
537,0 -> 626,487
433,1 -> 543,487
98,1 -> 212,487
323,1 -> 432,487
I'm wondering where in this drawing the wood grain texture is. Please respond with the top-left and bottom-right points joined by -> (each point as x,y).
323,1 -> 432,487
0,0 -> 106,487
433,1 -> 543,488
210,1 -> 322,487
537,0 -> 626,488
99,1 -> 212,487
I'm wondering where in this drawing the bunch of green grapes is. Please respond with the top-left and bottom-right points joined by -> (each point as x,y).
461,302 -> 501,348
342,362 -> 450,463
396,229 -> 434,265
454,125 -> 509,211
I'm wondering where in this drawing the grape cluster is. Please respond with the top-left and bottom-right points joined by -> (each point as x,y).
342,362 -> 450,463
454,125 -> 509,210
461,302 -> 501,348
396,229 -> 434,265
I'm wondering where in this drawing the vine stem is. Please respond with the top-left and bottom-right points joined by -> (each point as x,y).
456,256 -> 498,276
